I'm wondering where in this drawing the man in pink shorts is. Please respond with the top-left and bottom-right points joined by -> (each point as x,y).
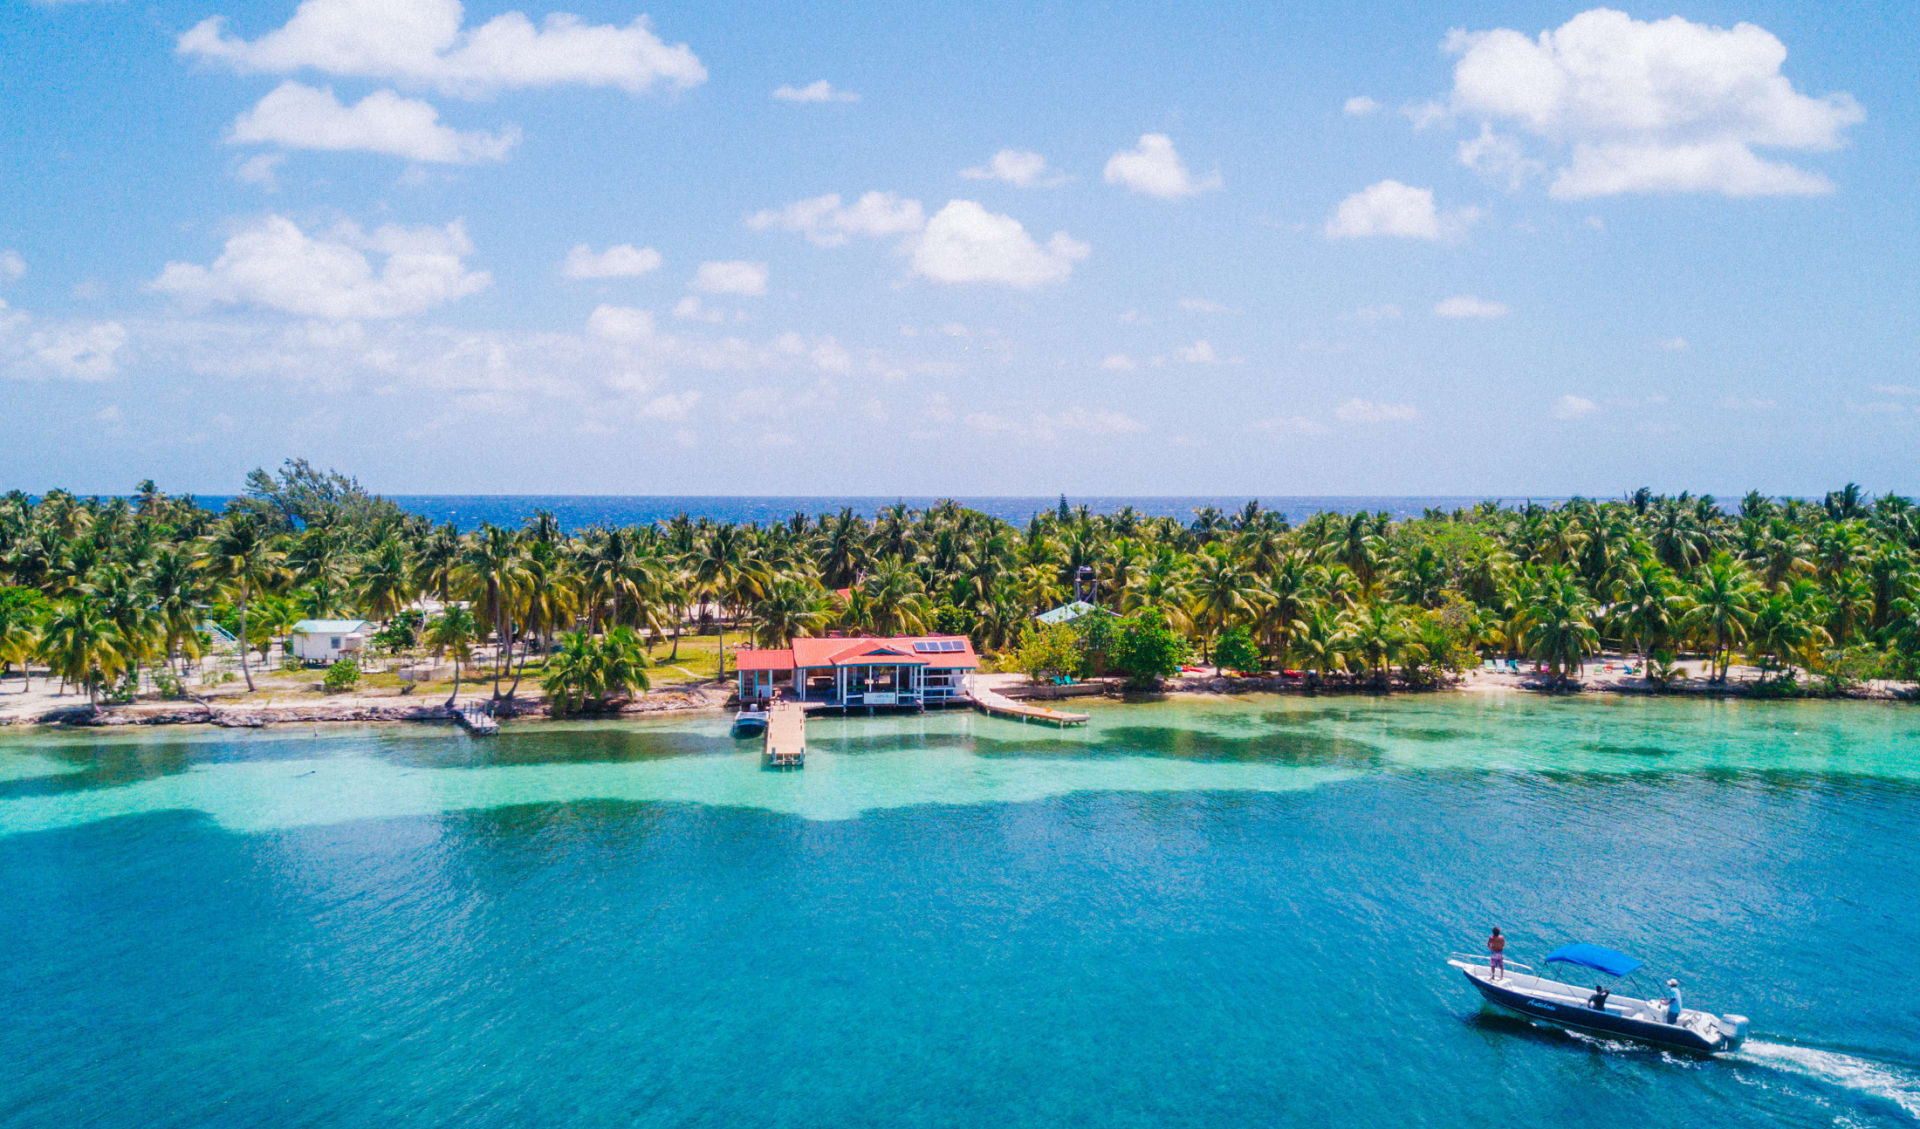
1487,927 -> 1506,980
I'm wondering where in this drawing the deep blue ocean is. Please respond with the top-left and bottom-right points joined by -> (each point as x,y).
1,694 -> 1917,1128
196,495 -> 1542,531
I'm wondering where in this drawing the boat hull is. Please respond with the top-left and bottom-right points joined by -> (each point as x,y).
1462,968 -> 1724,1054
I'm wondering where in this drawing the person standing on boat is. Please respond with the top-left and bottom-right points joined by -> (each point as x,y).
1661,979 -> 1683,1023
1486,927 -> 1506,981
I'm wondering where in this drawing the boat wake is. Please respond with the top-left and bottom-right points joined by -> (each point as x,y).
1736,1040 -> 1920,1120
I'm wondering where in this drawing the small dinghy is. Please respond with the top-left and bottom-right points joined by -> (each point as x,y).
731,709 -> 768,738
1449,943 -> 1748,1055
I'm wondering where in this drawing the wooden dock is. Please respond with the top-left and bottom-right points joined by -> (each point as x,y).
971,684 -> 1089,727
764,700 -> 807,768
453,701 -> 499,734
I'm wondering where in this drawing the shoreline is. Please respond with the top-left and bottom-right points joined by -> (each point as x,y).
1,669 -> 1910,733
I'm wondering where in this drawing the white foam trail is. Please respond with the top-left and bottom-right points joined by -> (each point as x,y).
1739,1040 -> 1920,1120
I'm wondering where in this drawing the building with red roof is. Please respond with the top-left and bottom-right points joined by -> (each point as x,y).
735,635 -> 978,708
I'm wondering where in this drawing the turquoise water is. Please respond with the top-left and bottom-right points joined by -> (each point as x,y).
1,695 -> 1916,1127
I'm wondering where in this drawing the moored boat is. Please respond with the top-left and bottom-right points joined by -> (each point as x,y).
731,709 -> 768,737
1449,943 -> 1748,1055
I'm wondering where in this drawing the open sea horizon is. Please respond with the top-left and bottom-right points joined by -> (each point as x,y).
183,494 -> 1572,531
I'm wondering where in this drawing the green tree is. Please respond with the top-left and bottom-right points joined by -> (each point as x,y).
425,605 -> 479,707
1109,611 -> 1187,688
542,627 -> 651,716
40,600 -> 127,705
1680,553 -> 1762,681
1519,566 -> 1600,683
1011,622 -> 1082,683
1212,625 -> 1261,675
201,513 -> 287,693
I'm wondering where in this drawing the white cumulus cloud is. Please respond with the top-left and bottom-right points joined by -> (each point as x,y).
586,304 -> 656,342
28,322 -> 127,381
0,251 -> 24,282
960,149 -> 1066,188
562,243 -> 662,279
1553,393 -> 1599,419
229,81 -> 519,163
772,80 -> 858,103
1434,295 -> 1510,318
1443,9 -> 1863,198
910,201 -> 1088,288
1325,180 -> 1480,240
178,0 -> 706,97
1103,133 -> 1220,200
691,260 -> 767,296
1343,96 -> 1380,116
149,215 -> 489,319
746,192 -> 925,248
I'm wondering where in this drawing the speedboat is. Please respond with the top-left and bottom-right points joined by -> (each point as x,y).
731,709 -> 768,737
1449,942 -> 1748,1055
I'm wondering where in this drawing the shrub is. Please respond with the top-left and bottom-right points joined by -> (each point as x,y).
1109,611 -> 1188,689
1213,626 -> 1261,676
152,669 -> 188,700
373,610 -> 425,653
930,603 -> 977,638
1645,650 -> 1688,690
322,659 -> 361,693
1073,611 -> 1119,676
1011,622 -> 1082,683
542,628 -> 651,716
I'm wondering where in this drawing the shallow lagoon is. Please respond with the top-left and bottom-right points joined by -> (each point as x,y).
2,695 -> 1916,1127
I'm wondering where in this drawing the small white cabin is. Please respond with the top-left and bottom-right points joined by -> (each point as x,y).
289,619 -> 374,664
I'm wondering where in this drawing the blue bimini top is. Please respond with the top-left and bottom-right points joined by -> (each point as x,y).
1544,943 -> 1645,977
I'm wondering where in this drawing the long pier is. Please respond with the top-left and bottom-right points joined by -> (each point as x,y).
764,700 -> 807,768
970,684 -> 1090,727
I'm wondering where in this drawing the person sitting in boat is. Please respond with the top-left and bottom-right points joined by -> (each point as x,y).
1486,927 -> 1506,981
1660,979 -> 1683,1023
1586,985 -> 1610,1010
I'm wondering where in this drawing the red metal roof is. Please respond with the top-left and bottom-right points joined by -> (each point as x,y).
733,635 -> 979,672
734,648 -> 794,672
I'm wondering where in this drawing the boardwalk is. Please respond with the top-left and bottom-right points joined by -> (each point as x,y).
764,700 -> 807,768
971,683 -> 1090,727
453,701 -> 499,734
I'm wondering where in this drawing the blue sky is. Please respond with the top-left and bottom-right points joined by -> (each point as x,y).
2,0 -> 1915,497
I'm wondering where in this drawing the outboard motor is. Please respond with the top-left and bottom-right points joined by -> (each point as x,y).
1718,1014 -> 1749,1050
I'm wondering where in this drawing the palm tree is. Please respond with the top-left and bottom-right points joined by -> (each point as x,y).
356,538 -> 417,623
1612,559 -> 1683,671
201,513 -> 287,692
0,599 -> 41,691
542,627 -> 650,715
40,600 -> 127,705
426,605 -> 478,707
1679,553 -> 1761,681
692,524 -> 762,680
148,545 -> 208,679
1750,586 -> 1827,681
1187,545 -> 1255,664
859,562 -> 931,636
455,524 -> 531,698
751,577 -> 831,647
1518,566 -> 1600,682
1337,601 -> 1405,686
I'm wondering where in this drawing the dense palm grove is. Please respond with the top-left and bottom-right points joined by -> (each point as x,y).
3,463 -> 1920,710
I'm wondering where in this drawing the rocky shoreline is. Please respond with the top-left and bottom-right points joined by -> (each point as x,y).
3,669 -> 1910,732
4,686 -> 734,730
